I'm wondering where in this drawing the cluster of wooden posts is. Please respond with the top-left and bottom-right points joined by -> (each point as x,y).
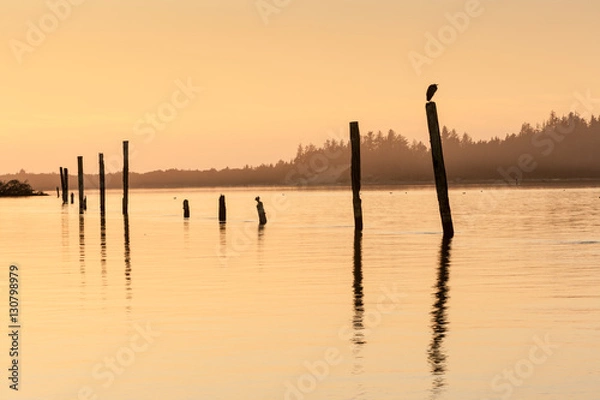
58,141 -> 129,217
57,140 -> 269,226
57,100 -> 453,237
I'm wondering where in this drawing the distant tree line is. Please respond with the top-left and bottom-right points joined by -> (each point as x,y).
3,112 -> 599,191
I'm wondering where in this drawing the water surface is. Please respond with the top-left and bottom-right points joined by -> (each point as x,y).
0,185 -> 598,399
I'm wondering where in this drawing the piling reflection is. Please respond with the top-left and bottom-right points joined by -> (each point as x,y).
183,219 -> 190,251
78,214 -> 86,300
352,231 -> 366,381
219,223 -> 226,247
353,231 -> 365,345
428,237 -> 452,398
124,215 -> 132,310
100,216 -> 107,284
257,225 -> 265,266
79,214 -> 85,272
61,207 -> 69,262
218,223 -> 227,266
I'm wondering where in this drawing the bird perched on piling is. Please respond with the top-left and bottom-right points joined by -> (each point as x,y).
426,84 -> 438,102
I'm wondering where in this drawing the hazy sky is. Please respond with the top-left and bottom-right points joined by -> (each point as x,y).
1,0 -> 600,174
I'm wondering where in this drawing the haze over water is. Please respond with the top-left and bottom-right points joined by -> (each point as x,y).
1,185 -> 598,399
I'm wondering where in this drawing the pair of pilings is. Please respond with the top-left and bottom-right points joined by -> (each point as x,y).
183,195 -> 227,221
349,101 -> 454,238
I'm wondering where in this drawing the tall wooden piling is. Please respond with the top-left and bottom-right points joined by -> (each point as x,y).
64,168 -> 69,204
350,121 -> 363,232
77,156 -> 84,215
61,167 -> 70,204
122,141 -> 129,216
59,167 -> 65,202
219,195 -> 226,223
426,102 -> 454,238
99,153 -> 106,216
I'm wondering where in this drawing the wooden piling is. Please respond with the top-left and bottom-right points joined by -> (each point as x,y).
77,156 -> 84,215
71,192 -> 74,204
350,121 -> 363,232
219,195 -> 226,223
425,102 -> 454,238
56,186 -> 60,198
64,168 -> 69,204
183,199 -> 190,218
99,153 -> 106,216
122,141 -> 129,216
59,167 -> 65,202
255,196 -> 267,225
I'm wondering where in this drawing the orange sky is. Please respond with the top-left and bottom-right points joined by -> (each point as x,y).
1,0 -> 599,174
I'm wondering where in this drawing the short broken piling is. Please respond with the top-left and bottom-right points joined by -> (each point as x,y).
219,195 -> 226,223
183,199 -> 190,219
255,196 -> 267,225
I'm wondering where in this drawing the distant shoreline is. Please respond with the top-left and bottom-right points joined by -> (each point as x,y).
85,178 -> 600,190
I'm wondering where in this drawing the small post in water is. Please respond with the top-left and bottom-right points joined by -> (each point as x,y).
77,156 -> 84,215
350,121 -> 363,232
255,196 -> 267,226
219,195 -> 227,223
183,199 -> 190,219
99,153 -> 106,216
425,101 -> 454,238
122,140 -> 129,216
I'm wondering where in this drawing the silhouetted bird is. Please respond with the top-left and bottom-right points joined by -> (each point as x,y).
426,84 -> 438,101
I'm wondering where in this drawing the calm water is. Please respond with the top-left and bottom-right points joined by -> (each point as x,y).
1,185 -> 599,399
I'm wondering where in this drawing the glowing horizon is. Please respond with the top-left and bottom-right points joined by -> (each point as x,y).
1,0 -> 599,174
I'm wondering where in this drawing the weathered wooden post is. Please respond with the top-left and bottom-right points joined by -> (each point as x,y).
60,167 -> 67,203
350,121 -> 363,232
99,153 -> 106,216
71,192 -> 74,204
426,102 -> 454,238
63,167 -> 70,204
59,167 -> 65,202
122,140 -> 129,216
77,156 -> 84,214
219,194 -> 226,223
255,196 -> 267,225
183,199 -> 190,218
83,196 -> 87,211
56,186 -> 60,198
